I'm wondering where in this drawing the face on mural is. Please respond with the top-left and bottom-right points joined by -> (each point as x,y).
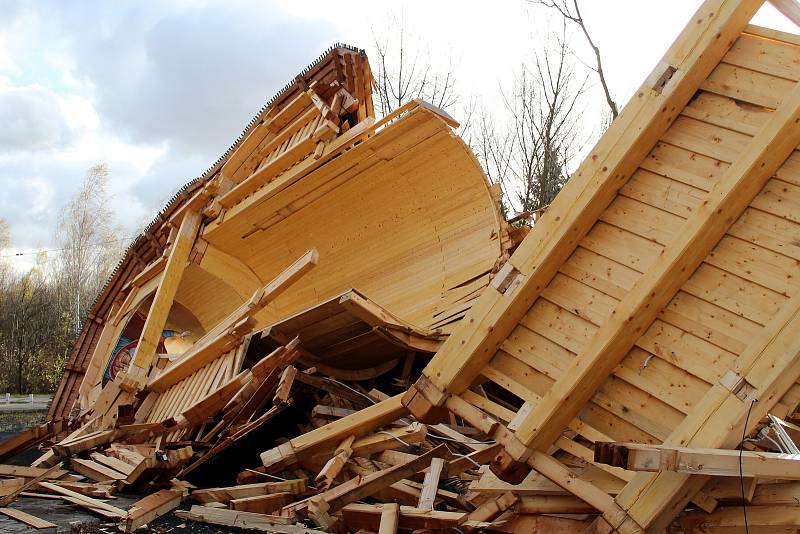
109,345 -> 134,380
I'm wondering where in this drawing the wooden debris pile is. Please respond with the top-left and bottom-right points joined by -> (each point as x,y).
10,0 -> 800,532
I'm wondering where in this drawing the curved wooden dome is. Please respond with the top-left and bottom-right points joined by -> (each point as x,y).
195,106 -> 504,333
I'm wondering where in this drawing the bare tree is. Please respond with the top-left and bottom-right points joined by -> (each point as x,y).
0,218 -> 11,289
372,16 -> 460,117
474,29 -> 588,218
54,164 -> 124,337
532,0 -> 619,120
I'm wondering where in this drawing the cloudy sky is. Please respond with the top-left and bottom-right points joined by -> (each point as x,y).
1,0 -> 795,271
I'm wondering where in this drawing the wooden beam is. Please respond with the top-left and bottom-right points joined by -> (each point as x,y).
681,504 -> 800,532
175,506 -> 300,532
296,445 -> 448,526
464,491 -> 519,531
769,0 -> 800,26
192,479 -> 307,504
443,393 -> 642,533
405,0 -> 765,420
124,489 -> 182,532
129,209 -> 202,377
597,442 -> 800,479
500,48 -> 800,481
315,435 -> 354,490
259,394 -> 406,472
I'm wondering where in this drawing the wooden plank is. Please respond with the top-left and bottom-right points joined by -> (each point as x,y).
0,508 -> 56,530
71,458 -> 127,482
0,462 -> 65,508
175,505 -> 300,531
230,492 -> 293,514
769,0 -> 800,28
37,481 -> 126,518
192,480 -> 307,504
0,465 -> 67,480
596,442 -> 800,479
89,453 -> 135,476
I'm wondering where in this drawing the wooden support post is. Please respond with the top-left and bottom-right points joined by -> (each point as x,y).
404,0 -> 765,424
128,210 -> 201,381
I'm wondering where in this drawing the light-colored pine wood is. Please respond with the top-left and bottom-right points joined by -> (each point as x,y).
129,210 -> 202,378
513,75 -> 800,454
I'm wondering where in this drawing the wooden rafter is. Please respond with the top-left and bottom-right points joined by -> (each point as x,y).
404,0 -> 766,420
128,210 -> 202,379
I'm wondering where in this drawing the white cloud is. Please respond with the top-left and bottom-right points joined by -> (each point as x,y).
23,175 -> 54,215
0,81 -> 74,152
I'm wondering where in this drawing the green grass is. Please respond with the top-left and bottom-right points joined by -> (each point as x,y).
0,410 -> 46,433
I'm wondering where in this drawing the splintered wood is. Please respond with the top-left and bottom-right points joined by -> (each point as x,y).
4,4 -> 800,533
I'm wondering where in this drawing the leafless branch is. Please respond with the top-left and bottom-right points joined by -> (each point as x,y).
532,0 -> 619,120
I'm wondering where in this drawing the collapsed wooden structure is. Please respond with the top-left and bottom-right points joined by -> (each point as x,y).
2,0 -> 800,532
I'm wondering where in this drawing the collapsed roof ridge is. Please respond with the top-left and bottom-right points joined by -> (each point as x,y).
94,42 -> 366,315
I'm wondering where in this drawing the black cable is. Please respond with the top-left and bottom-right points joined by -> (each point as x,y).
739,398 -> 756,534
